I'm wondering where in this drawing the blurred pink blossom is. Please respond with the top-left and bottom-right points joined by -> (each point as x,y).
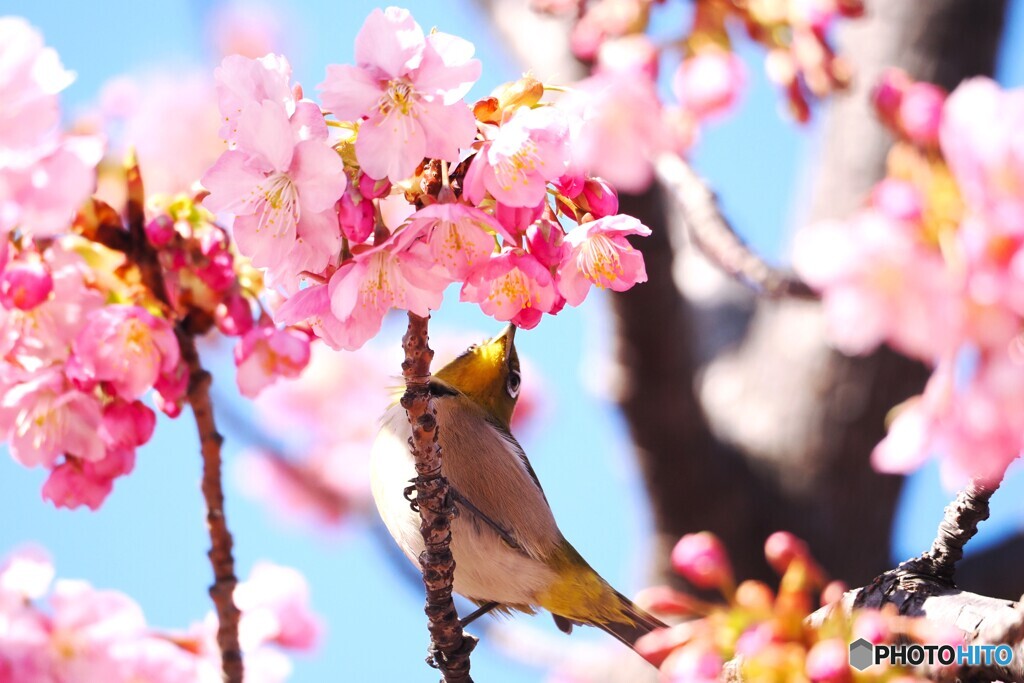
234,326 -> 311,398
673,50 -> 746,120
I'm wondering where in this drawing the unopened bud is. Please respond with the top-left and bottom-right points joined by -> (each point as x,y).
145,215 -> 176,247
0,261 -> 53,310
579,177 -> 619,218
671,532 -> 734,591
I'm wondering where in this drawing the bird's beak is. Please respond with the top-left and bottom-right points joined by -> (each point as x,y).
495,323 -> 516,363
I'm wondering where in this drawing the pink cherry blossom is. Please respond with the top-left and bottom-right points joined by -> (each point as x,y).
201,98 -> 347,285
805,639 -> 849,681
559,70 -> 667,193
234,562 -> 323,651
214,53 -> 294,145
318,7 -> 480,181
557,214 -> 651,306
0,369 -> 103,468
461,250 -> 559,329
673,50 -> 746,120
234,325 -> 311,398
940,77 -> 1024,235
792,210 -> 959,361
68,305 -> 180,401
463,106 -> 571,208
320,227 -> 448,349
0,19 -> 102,235
409,202 -> 500,279
99,400 -> 156,451
578,177 -> 619,218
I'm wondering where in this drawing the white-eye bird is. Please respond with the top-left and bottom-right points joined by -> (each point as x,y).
370,324 -> 665,660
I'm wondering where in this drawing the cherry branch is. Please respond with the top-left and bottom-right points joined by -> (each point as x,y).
401,313 -> 475,683
654,153 -> 818,300
808,467 -> 1024,682
122,161 -> 244,683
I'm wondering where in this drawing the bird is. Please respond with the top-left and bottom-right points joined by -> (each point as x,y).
370,323 -> 665,661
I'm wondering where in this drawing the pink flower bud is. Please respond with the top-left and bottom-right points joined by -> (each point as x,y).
338,193 -> 374,244
872,69 -> 909,126
805,639 -> 851,682
673,50 -> 745,120
633,586 -> 699,616
100,400 -> 156,450
525,220 -> 568,268
215,291 -> 254,337
899,82 -> 946,147
661,644 -> 723,683
154,364 -> 189,418
764,531 -> 811,575
145,215 -> 176,247
554,173 -> 586,199
735,623 -> 774,657
579,177 -> 619,218
358,172 -> 391,200
495,201 -> 545,237
671,532 -> 733,591
597,35 -> 659,80
0,260 -> 53,310
198,248 -> 236,292
821,580 -> 847,606
871,179 -> 923,223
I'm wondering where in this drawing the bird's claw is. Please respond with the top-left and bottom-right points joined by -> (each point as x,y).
403,483 -> 419,512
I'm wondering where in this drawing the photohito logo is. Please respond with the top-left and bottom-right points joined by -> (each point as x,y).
848,638 -> 1014,671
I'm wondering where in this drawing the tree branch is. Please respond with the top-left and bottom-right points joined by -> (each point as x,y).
122,158 -> 244,683
808,470 -> 1024,682
654,153 -> 817,300
401,312 -> 475,682
178,331 -> 244,683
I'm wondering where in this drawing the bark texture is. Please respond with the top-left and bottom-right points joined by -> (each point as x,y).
402,313 -> 475,683
624,0 -> 1010,590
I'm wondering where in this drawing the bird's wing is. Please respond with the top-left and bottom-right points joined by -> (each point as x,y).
487,419 -> 549,503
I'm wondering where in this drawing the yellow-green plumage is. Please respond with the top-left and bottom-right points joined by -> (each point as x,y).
369,324 -> 664,659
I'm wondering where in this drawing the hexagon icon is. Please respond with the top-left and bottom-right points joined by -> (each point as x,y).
849,638 -> 874,671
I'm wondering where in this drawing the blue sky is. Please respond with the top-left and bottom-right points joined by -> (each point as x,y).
2,1 -> 1024,681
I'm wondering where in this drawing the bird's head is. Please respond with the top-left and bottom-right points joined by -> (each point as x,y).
435,323 -> 521,428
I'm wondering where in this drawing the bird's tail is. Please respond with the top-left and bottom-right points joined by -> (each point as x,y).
594,591 -> 668,664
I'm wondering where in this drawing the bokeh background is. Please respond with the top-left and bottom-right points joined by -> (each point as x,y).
3,0 -> 1024,680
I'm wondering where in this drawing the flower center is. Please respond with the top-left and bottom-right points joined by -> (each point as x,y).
494,137 -> 542,192
254,172 -> 299,239
379,80 -> 417,117
579,235 -> 623,286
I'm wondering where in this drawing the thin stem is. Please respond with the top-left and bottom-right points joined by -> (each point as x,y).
654,153 -> 818,300
178,331 -> 244,683
401,312 -> 475,683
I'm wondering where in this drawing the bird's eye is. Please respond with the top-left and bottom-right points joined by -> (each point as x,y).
506,370 -> 521,398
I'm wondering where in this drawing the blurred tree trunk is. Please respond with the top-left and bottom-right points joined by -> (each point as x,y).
475,0 -> 1011,594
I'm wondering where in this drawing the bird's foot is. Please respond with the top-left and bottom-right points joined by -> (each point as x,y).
426,631 -> 479,670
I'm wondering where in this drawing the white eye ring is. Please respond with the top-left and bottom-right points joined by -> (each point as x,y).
507,371 -> 521,398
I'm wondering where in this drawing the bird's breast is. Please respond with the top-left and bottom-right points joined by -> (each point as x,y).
370,399 -> 563,609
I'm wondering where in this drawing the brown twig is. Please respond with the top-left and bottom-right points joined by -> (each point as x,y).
178,330 -> 244,683
401,312 -> 475,682
654,153 -> 818,300
122,158 -> 244,683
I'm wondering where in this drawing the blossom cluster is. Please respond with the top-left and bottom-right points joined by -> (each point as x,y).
528,0 -> 862,192
201,6 -> 653,350
794,73 -> 1024,484
634,531 -> 945,682
0,546 -> 321,682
